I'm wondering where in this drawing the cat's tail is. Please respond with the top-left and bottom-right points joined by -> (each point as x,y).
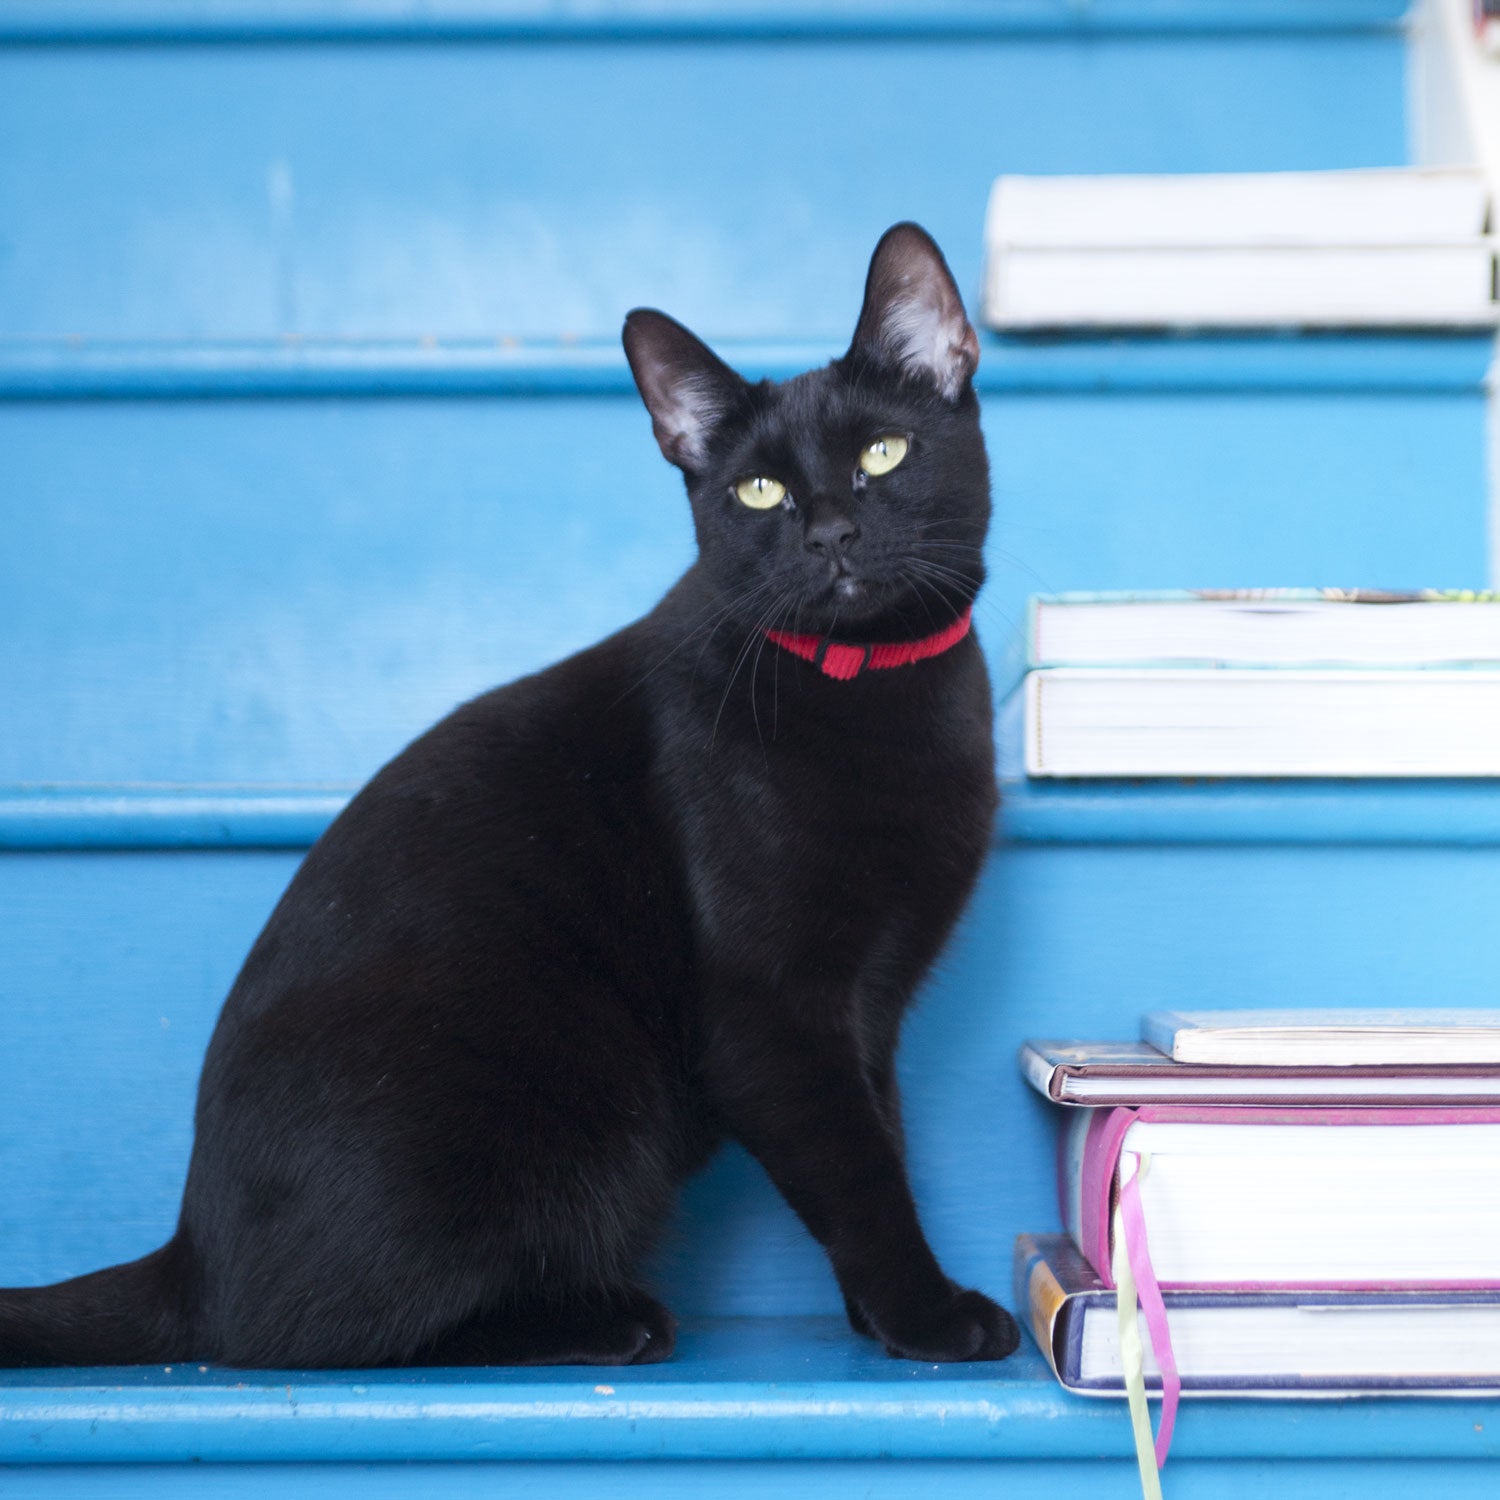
0,1237 -> 196,1366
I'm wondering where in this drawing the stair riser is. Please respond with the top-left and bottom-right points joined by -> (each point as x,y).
5,1457 -> 1500,1499
2,380 -> 1485,783
0,33 -> 1405,340
7,843 -> 1500,1312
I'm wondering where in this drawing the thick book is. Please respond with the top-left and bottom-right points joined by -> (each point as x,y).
1025,590 -> 1500,670
1062,1105 -> 1500,1289
1141,1009 -> 1500,1067
1020,1038 -> 1500,1107
1020,666 -> 1500,777
1017,1232 -> 1500,1396
981,168 -> 1495,328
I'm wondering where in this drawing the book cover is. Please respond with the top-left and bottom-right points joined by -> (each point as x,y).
1019,1038 -> 1500,1107
1015,1232 -> 1500,1396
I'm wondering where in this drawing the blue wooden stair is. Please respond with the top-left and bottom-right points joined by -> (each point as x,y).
6,1325 -> 1500,1498
6,1 -> 1500,1494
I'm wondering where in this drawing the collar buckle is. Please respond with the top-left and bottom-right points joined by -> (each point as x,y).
813,639 -> 874,680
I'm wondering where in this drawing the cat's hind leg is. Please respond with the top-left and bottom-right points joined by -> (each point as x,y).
414,1286 -> 676,1367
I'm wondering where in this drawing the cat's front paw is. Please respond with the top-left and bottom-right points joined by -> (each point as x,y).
876,1287 -> 1020,1363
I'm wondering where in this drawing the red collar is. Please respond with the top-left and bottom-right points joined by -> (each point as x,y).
764,606 -> 973,681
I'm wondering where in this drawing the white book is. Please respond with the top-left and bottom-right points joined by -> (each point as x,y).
1029,591 -> 1500,669
988,244 -> 1494,328
981,168 -> 1496,328
1019,1233 -> 1500,1396
1064,1109 -> 1500,1287
1142,1008 -> 1500,1067
1076,1295 -> 1500,1390
988,169 -> 1490,250
1023,668 -> 1500,777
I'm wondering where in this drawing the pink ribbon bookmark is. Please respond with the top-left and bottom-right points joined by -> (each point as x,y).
1111,1152 -> 1182,1499
1120,1154 -> 1181,1467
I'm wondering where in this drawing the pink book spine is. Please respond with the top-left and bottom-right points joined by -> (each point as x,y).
1060,1105 -> 1136,1288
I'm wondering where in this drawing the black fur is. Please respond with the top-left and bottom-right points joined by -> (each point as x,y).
0,223 -> 1018,1368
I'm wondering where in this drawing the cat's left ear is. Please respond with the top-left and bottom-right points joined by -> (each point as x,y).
623,309 -> 748,473
848,222 -> 980,403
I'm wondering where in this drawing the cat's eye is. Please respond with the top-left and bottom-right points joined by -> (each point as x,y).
859,435 -> 909,477
735,476 -> 787,510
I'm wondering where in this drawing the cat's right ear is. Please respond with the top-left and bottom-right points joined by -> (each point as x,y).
623,310 -> 747,473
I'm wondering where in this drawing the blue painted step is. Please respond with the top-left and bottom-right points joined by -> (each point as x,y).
1,326 -> 1493,1314
1,335 -> 1487,785
11,824 -> 1500,1312
0,2 -> 1409,342
3,1321 -> 1500,1500
8,2 -> 1499,1488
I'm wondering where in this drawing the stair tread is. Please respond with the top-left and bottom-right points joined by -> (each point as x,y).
0,0 -> 1412,42
11,778 -> 1500,850
998,777 -> 1500,845
3,1316 -> 1499,1465
0,334 -> 1488,397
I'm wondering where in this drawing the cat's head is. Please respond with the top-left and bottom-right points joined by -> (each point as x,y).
623,223 -> 988,641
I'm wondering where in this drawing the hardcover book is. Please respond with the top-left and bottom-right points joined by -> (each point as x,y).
1016,1232 -> 1500,1396
1019,1038 -> 1500,1107
1062,1105 -> 1500,1289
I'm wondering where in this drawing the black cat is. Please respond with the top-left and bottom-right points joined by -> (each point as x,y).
0,223 -> 1018,1369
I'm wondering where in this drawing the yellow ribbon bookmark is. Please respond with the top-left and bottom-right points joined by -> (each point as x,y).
1113,1160 -> 1165,1500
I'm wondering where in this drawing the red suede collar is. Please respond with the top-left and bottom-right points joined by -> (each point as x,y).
764,606 -> 973,681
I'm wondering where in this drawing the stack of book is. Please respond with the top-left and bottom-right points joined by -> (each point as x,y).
1017,1010 -> 1500,1406
1006,589 -> 1500,778
980,167 -> 1495,329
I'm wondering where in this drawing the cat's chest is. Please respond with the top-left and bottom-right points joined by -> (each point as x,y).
673,670 -> 995,949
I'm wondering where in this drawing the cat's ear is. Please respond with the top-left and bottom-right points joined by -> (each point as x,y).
623,309 -> 748,473
847,222 -> 980,403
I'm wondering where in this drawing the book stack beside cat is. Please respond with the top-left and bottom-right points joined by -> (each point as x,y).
1016,1010 -> 1500,1489
1006,589 -> 1500,778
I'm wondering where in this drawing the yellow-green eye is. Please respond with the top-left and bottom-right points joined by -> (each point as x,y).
859,434 -> 909,477
735,476 -> 786,510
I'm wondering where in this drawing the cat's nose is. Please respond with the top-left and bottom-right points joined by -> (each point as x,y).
804,514 -> 860,557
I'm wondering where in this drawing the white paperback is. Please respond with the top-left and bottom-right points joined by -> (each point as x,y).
1014,592 -> 1500,778
981,168 -> 1495,329
1025,668 -> 1500,777
1029,593 -> 1500,669
1141,1008 -> 1500,1067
